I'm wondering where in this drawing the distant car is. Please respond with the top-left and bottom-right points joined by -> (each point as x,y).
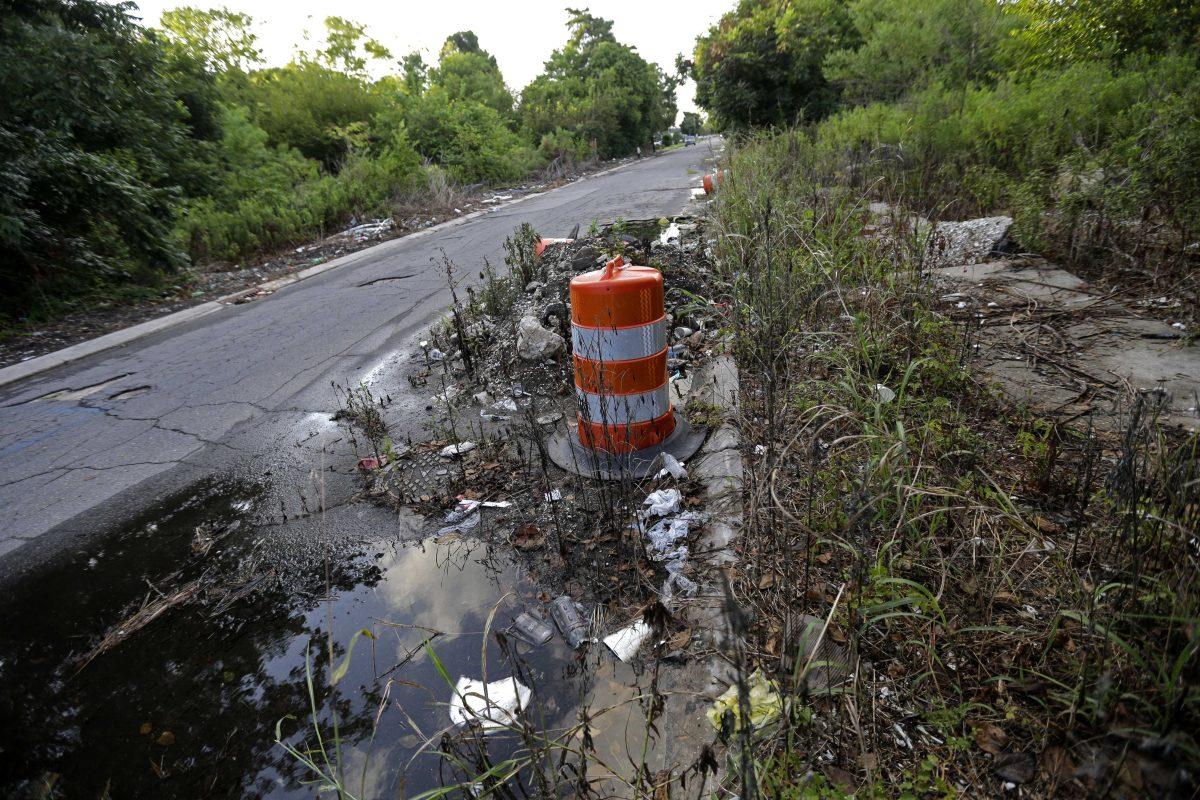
684,134 -> 697,146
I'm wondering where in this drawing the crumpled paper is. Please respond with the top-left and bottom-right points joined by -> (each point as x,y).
706,669 -> 782,732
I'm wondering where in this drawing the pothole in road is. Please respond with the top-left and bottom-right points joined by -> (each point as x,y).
3,373 -> 134,406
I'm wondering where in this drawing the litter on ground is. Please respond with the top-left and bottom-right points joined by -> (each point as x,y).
706,669 -> 782,732
448,676 -> 531,731
603,619 -> 653,662
440,441 -> 477,458
643,489 -> 682,517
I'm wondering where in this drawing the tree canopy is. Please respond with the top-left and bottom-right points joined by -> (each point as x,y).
521,8 -> 678,157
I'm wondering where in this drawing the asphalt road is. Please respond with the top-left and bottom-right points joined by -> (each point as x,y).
0,143 -> 719,576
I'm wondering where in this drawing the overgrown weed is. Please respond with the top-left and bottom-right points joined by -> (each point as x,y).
710,133 -> 1199,797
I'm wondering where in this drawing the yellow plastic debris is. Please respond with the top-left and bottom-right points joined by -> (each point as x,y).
706,669 -> 782,731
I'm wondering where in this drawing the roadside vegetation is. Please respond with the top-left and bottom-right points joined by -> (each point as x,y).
691,0 -> 1199,292
691,0 -> 1199,795
0,2 -> 679,325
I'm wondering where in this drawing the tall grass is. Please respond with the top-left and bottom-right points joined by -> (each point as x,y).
708,131 -> 1199,795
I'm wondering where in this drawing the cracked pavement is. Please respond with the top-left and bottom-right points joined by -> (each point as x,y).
0,144 -> 718,574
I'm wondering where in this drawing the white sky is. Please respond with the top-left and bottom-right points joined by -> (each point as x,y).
126,0 -> 732,120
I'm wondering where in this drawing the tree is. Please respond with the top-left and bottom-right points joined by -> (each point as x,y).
429,32 -> 514,117
242,62 -> 383,166
400,51 -> 428,96
692,0 -> 856,131
406,88 -> 537,183
159,6 -> 262,73
311,16 -> 391,77
680,111 -> 703,135
520,8 -> 677,158
0,0 -> 206,316
1003,0 -> 1200,70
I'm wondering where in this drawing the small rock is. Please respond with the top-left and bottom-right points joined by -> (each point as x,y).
472,391 -> 493,406
542,302 -> 567,325
570,245 -> 598,271
516,316 -> 564,361
535,411 -> 562,425
525,281 -> 542,293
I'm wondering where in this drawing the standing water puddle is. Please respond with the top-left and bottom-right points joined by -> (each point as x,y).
0,479 -> 659,798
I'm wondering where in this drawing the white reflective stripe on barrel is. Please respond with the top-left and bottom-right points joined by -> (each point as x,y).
571,317 -> 667,362
576,385 -> 670,424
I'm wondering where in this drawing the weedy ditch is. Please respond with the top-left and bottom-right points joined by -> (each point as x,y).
704,133 -> 1198,798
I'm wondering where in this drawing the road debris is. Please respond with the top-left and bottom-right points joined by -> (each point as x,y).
510,612 -> 554,646
603,618 -> 653,662
643,488 -> 682,517
549,595 -> 590,649
448,676 -> 531,731
439,441 -> 477,458
516,315 -> 564,361
706,669 -> 782,732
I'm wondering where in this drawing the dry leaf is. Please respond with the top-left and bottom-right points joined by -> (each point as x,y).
758,572 -> 777,589
512,524 -> 544,551
974,722 -> 1007,755
668,629 -> 692,650
1033,515 -> 1062,534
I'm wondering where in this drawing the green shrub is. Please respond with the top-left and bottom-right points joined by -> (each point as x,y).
176,105 -> 421,263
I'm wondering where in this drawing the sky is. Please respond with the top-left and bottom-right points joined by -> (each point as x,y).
126,0 -> 732,118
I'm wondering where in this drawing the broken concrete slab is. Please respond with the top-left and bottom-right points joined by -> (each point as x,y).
925,216 -> 1013,267
937,258 -> 1199,431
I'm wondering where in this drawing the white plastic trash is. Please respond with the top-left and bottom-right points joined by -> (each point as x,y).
643,489 -> 682,517
449,676 -> 531,731
655,453 -> 687,480
603,619 -> 653,662
440,441 -> 477,458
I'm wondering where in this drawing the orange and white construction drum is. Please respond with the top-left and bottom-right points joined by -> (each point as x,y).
569,256 -> 674,453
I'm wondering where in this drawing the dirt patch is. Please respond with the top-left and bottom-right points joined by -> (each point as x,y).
341,219 -> 731,623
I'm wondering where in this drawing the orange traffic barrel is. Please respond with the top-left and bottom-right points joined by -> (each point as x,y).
535,238 -> 574,259
546,256 -> 706,479
702,170 -> 729,195
569,256 -> 673,453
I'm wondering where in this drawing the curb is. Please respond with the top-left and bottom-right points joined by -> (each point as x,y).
0,158 -> 645,391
